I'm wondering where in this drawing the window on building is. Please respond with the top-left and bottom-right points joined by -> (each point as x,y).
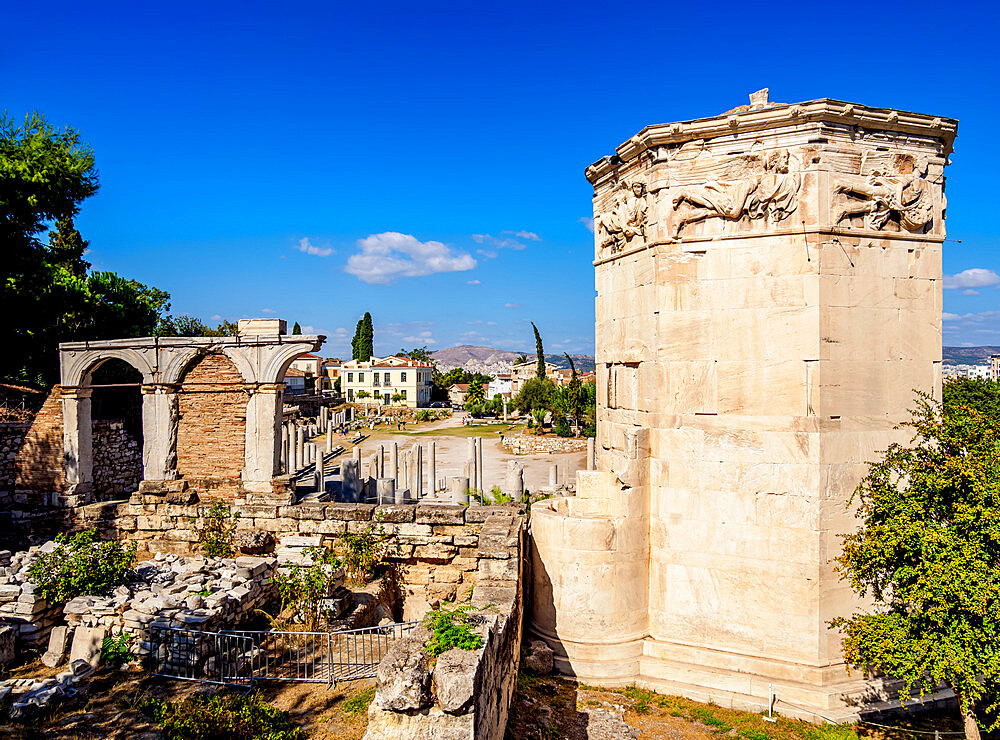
358,373 -> 364,383
347,372 -> 353,382
401,372 -> 407,382
373,374 -> 380,386
401,390 -> 407,400
384,372 -> 390,384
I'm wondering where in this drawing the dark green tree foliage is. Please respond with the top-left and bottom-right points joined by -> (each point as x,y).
157,316 -> 237,337
943,377 -> 1000,431
831,393 -> 1000,739
350,312 -> 374,361
532,322 -> 545,378
1,113 -> 170,386
514,376 -> 555,415
292,322 -> 302,335
397,346 -> 434,364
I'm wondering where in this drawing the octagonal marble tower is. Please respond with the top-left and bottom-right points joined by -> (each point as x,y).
530,92 -> 956,720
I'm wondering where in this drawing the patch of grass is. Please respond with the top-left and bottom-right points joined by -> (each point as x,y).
517,669 -> 543,691
584,699 -> 601,707
340,686 -> 375,716
141,692 -> 305,740
394,423 -> 523,439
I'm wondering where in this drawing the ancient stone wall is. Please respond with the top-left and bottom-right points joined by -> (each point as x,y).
0,423 -> 29,497
14,386 -> 65,498
78,497 -> 525,622
176,353 -> 247,492
91,420 -> 141,499
502,433 -> 588,455
363,514 -> 524,740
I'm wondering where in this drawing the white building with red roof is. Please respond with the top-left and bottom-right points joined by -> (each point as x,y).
339,356 -> 434,407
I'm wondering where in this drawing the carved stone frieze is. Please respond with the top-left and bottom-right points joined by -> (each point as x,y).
670,149 -> 800,237
595,178 -> 648,255
832,153 -> 934,232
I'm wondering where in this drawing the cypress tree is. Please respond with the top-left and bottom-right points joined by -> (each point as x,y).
532,322 -> 545,379
360,312 -> 374,361
351,318 -> 363,360
292,322 -> 302,335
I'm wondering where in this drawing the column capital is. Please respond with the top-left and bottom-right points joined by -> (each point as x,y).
245,382 -> 285,394
140,382 -> 179,394
60,386 -> 93,400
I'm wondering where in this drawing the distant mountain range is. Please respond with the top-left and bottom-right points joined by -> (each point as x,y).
943,346 -> 1000,366
431,345 -> 596,374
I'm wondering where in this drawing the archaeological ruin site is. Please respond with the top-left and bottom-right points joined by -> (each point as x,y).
0,92 -> 957,736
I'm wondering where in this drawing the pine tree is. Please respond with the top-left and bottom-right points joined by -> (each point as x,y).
532,322 -> 545,379
292,322 -> 302,335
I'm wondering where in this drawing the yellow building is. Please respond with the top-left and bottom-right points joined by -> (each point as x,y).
340,356 -> 433,407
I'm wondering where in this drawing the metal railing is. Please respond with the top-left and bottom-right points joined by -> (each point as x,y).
148,621 -> 419,688
226,621 -> 419,685
148,626 -> 254,687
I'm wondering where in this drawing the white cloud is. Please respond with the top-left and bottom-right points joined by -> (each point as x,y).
942,312 -> 961,321
943,268 -> 1000,290
299,325 -> 316,334
472,232 -> 537,251
579,216 -> 595,233
210,314 -> 223,321
403,330 -> 436,345
260,308 -> 277,315
296,237 -> 333,257
504,230 -> 541,241
962,289 -> 980,296
467,279 -> 481,285
476,249 -> 498,259
504,302 -> 521,308
345,232 -> 476,285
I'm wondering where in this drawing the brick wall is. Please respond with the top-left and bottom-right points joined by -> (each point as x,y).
92,420 -> 141,499
176,352 -> 247,490
14,386 -> 65,495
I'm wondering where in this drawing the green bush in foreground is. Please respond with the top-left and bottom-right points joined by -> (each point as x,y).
100,631 -> 134,667
142,692 -> 305,740
424,602 -> 483,657
27,529 -> 136,605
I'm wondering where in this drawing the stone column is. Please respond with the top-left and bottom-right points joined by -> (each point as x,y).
377,444 -> 385,479
242,383 -> 284,492
429,441 -> 436,495
467,439 -> 477,494
390,442 -> 399,485
449,476 -> 470,505
61,386 -> 94,495
326,428 -> 333,453
296,427 -> 305,468
401,451 -> 410,500
353,446 -> 362,470
280,425 -> 288,474
341,459 -> 360,503
317,453 -> 326,495
140,383 -> 178,482
549,463 -> 558,487
502,396 -> 508,423
505,460 -> 524,501
415,444 -> 423,499
476,437 -> 484,496
587,437 -> 595,471
377,478 -> 396,505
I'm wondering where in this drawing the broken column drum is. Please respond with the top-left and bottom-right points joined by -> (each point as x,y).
529,94 -> 956,721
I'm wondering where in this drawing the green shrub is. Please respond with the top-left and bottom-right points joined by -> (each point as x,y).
194,500 -> 240,558
101,631 -> 134,667
336,513 -> 390,584
424,602 -> 483,657
553,420 -> 571,437
582,423 -> 596,438
272,546 -> 343,631
27,529 -> 136,605
142,692 -> 305,740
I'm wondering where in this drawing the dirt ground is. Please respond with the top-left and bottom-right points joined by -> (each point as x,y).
3,663 -> 990,740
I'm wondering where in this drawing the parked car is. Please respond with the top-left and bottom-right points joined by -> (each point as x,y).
429,401 -> 446,408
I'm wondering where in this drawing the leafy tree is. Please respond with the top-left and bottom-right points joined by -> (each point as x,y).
157,315 -> 237,337
351,312 -> 374,361
398,346 -> 434,364
1,112 -> 171,385
333,377 -> 341,395
944,377 -> 1000,430
465,378 -> 486,406
515,354 -> 528,364
292,321 -> 302,335
830,394 -> 1000,739
532,322 -> 545,378
514,376 -> 555,415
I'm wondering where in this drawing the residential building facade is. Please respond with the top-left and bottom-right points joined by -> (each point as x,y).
510,360 -> 560,394
340,356 -> 433,407
487,374 -> 512,399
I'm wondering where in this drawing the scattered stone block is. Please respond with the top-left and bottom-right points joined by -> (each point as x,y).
523,640 -> 553,675
0,625 -> 15,665
433,647 -> 479,713
68,626 -> 105,668
41,625 -> 70,668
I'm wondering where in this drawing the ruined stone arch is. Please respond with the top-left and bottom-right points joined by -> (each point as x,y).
62,347 -> 157,388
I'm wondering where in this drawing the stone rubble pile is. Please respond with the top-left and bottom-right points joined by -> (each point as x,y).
501,432 -> 588,455
0,658 -> 96,720
0,543 -> 64,648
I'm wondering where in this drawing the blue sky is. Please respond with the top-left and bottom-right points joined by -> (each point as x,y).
4,1 -> 998,355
